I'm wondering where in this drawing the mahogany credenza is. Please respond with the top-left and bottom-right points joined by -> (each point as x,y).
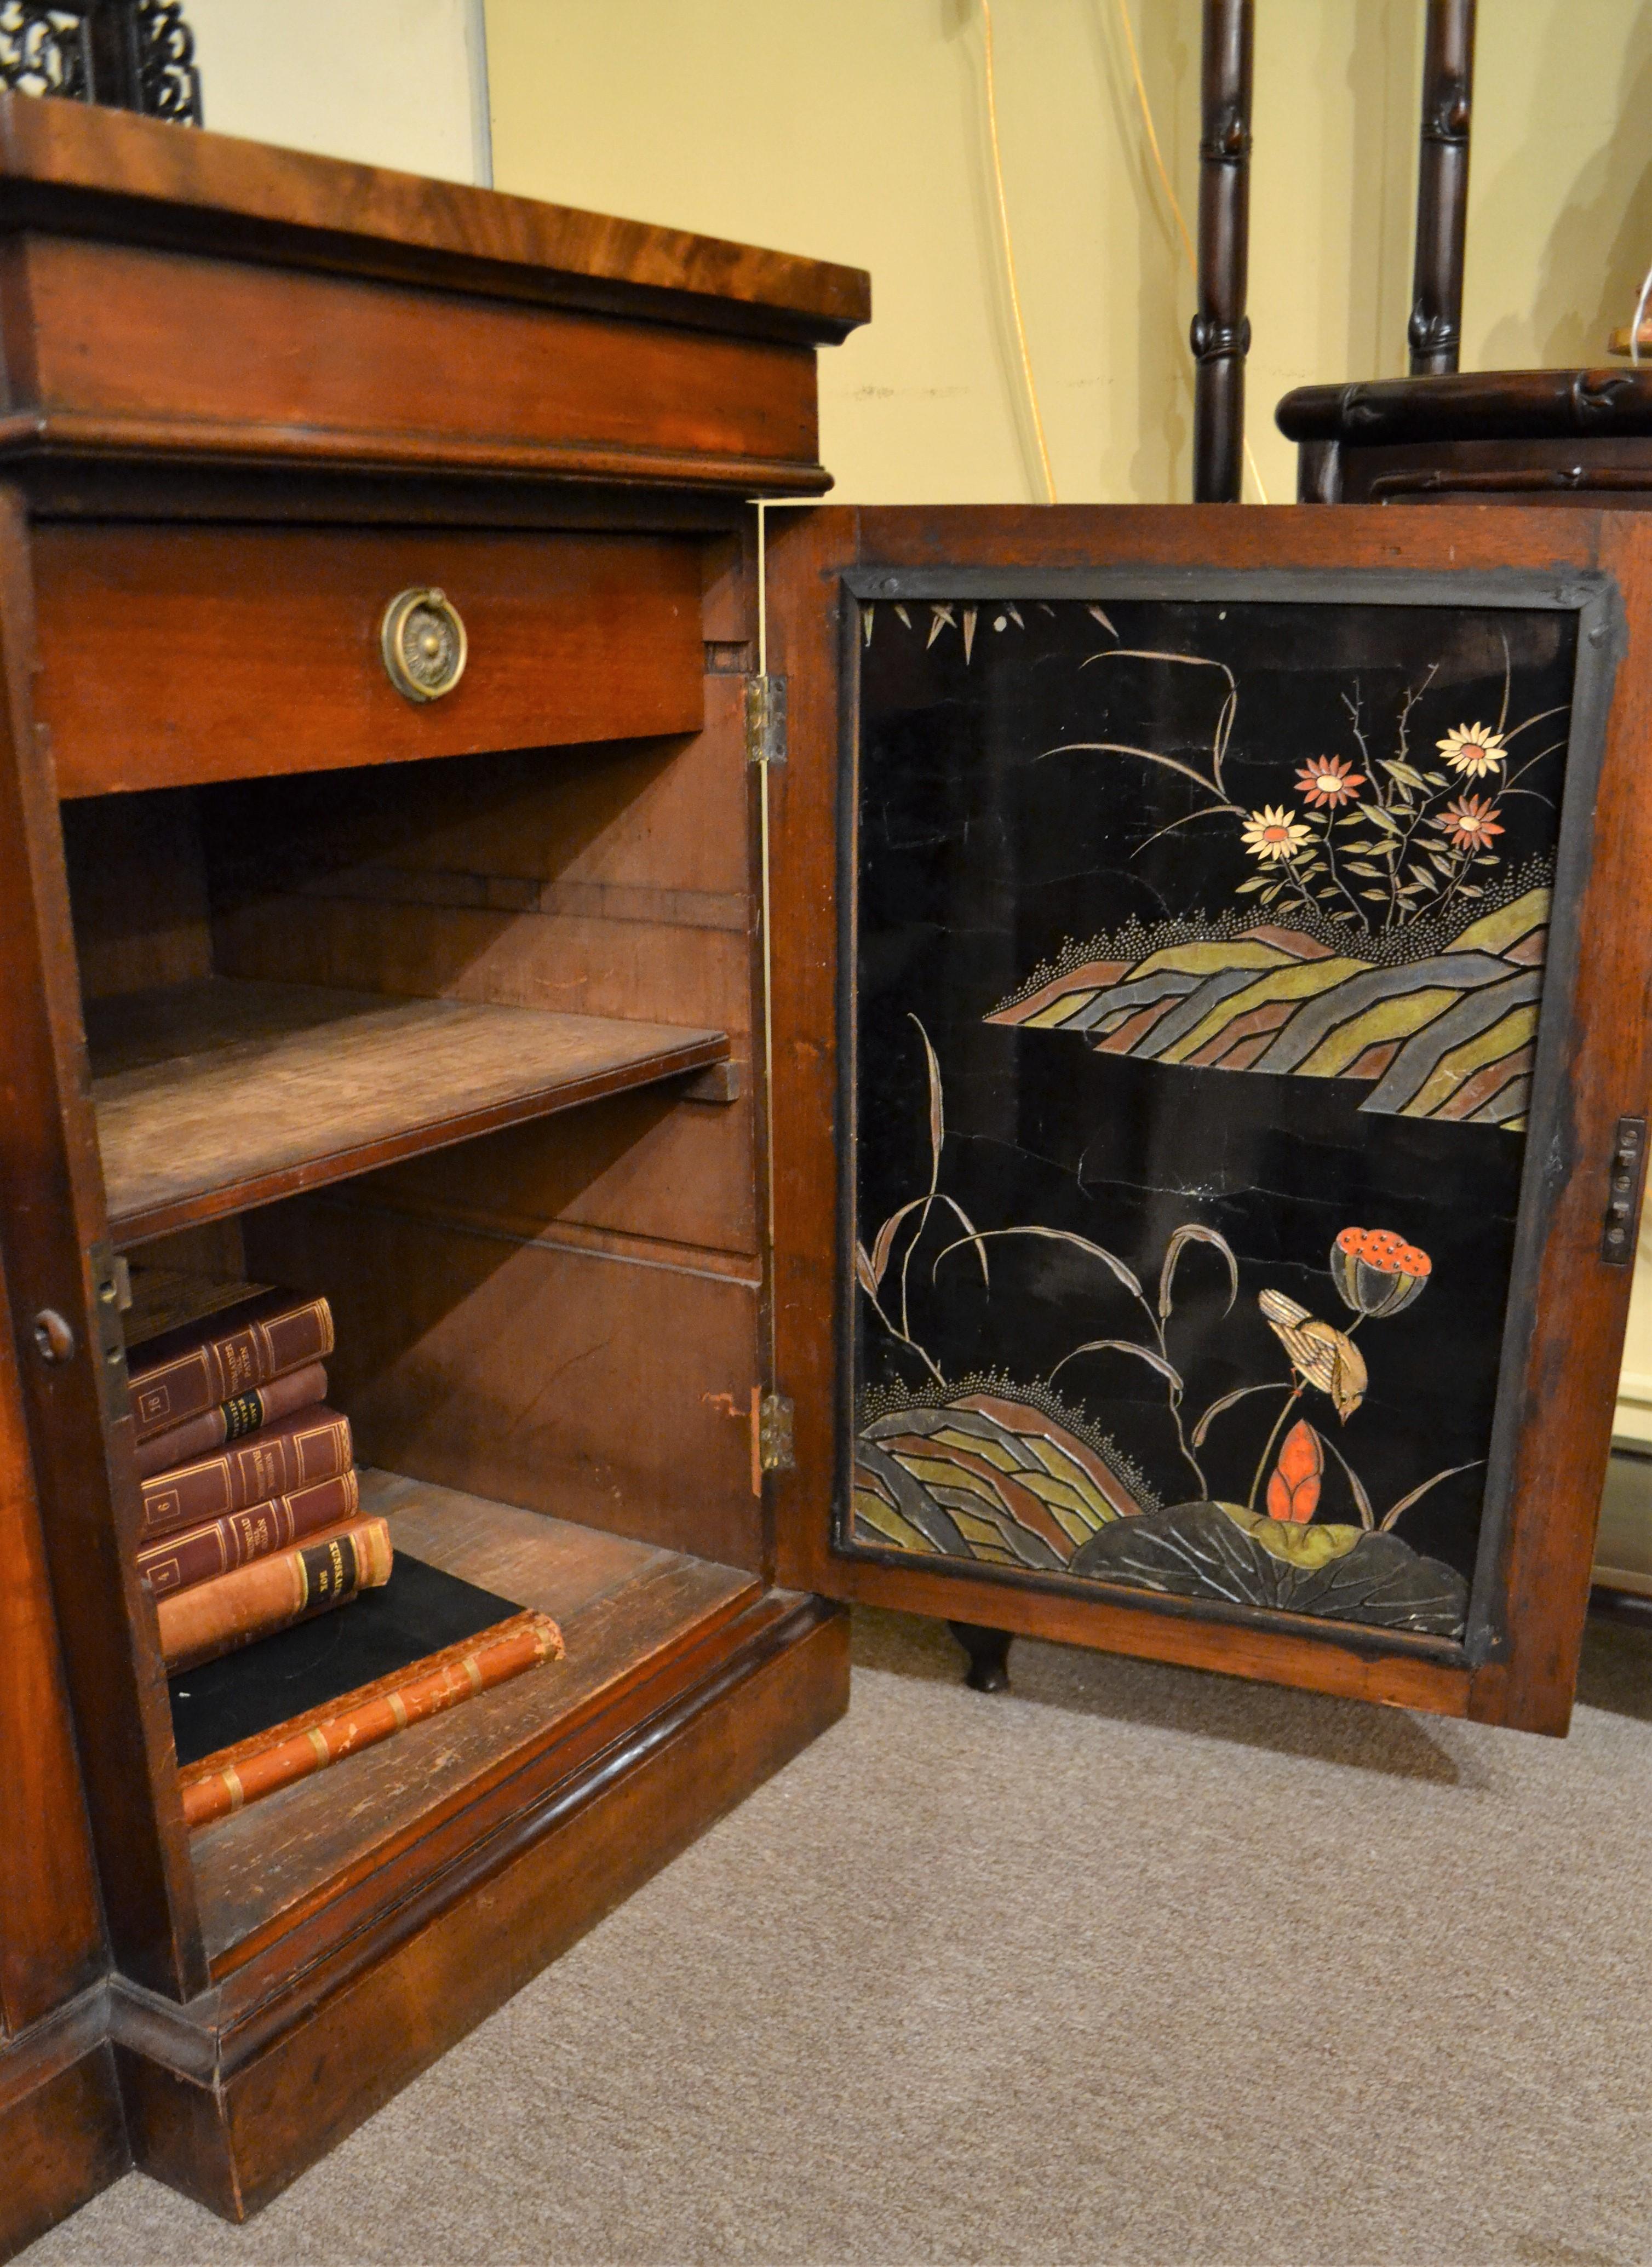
4,97 -> 1652,2254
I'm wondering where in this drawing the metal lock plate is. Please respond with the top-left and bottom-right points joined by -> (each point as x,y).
381,586 -> 468,703
1602,1115 -> 1648,1262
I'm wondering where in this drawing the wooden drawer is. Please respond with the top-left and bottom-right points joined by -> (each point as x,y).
35,524 -> 705,797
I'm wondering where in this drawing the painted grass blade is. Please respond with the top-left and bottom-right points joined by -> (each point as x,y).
1036,739 -> 1239,807
909,1013 -> 945,1174
1190,1379 -> 1287,1449
939,1195 -> 990,1287
1212,687 -> 1237,790
932,1222 -> 1144,1301
1050,1338 -> 1185,1392
869,1197 -> 926,1290
1379,1460 -> 1482,1533
1080,648 -> 1236,691
1320,1430 -> 1376,1531
1158,1223 -> 1240,1321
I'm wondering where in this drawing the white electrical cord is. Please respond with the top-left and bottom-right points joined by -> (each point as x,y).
1630,255 -> 1652,366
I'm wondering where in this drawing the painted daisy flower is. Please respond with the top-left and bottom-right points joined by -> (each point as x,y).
1294,754 -> 1366,807
1436,721 -> 1507,778
1434,793 -> 1504,850
1241,805 -> 1312,862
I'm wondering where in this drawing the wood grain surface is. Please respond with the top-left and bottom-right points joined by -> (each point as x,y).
244,1197 -> 764,1569
118,1594 -> 847,2219
1406,0 -> 1476,376
0,482 -> 209,2002
189,1474 -> 758,1965
38,525 -> 705,798
0,92 -> 870,346
88,977 -> 727,1246
764,502 -> 1646,1734
0,1252 -> 106,2037
0,2033 -> 128,2258
7,238 -> 829,498
1277,367 -> 1652,445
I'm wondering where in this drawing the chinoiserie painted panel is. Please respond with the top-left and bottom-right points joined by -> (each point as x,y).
848,589 -> 1579,1643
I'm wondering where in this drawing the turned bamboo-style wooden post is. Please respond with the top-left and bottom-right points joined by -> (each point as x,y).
1192,0 -> 1254,502
1408,0 -> 1476,376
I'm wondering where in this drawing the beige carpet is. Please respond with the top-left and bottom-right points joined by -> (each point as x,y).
24,1606 -> 1652,2267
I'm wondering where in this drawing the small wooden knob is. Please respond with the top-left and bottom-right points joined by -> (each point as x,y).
380,587 -> 468,703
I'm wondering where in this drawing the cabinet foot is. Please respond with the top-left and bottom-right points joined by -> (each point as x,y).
948,1621 -> 1012,1692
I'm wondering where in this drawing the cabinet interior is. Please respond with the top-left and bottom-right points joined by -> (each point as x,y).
59,715 -> 768,1966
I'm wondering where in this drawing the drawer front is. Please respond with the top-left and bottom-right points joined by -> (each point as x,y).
36,525 -> 704,797
17,236 -> 825,494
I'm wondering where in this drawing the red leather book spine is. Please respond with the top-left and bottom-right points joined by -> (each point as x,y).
138,1406 -> 352,1539
179,1611 -> 566,1828
130,1295 -> 334,1442
131,1363 -> 328,1480
136,1468 -> 361,1597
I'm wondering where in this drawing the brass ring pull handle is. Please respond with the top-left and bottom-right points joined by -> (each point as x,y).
380,586 -> 468,703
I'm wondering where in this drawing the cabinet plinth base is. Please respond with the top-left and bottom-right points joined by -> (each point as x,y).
0,2011 -> 129,2262
109,1591 -> 847,2223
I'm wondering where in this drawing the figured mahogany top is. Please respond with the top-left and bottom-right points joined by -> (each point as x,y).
0,93 -> 870,347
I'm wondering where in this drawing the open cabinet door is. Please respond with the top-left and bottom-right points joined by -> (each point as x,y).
765,503 -> 1652,1735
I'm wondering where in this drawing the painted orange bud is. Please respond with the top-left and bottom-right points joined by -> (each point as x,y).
1266,1417 -> 1323,1523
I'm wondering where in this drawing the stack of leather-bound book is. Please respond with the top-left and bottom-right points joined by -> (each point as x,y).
125,1276 -> 388,1672
125,1274 -> 564,1829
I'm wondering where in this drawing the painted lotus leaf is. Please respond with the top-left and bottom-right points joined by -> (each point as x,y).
1069,1500 -> 1467,1636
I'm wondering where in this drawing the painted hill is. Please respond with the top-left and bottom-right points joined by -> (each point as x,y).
986,887 -> 1549,1128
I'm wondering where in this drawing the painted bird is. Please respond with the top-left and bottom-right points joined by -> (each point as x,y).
1257,1289 -> 1368,1421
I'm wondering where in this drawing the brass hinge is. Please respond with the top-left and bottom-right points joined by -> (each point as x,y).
759,1391 -> 796,1473
745,673 -> 787,767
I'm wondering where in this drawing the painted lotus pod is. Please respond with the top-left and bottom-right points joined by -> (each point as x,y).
1329,1226 -> 1432,1319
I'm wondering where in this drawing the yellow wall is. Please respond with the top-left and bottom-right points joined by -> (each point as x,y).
187,0 -> 490,183
488,0 -> 1652,1512
485,0 -> 1652,508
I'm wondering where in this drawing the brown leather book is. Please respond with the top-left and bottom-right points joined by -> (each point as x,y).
136,1468 -> 360,1598
179,1609 -> 566,1829
128,1289 -> 335,1443
155,1514 -> 392,1672
138,1403 -> 352,1540
131,1362 -> 328,1480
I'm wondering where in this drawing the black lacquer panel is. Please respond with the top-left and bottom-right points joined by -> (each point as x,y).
844,582 -> 1586,1642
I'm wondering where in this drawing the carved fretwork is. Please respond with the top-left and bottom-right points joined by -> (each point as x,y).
0,1 -> 200,124
0,6 -> 91,101
133,0 -> 199,122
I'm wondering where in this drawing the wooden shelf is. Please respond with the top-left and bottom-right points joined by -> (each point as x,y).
189,1472 -> 761,1967
87,978 -> 730,1246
